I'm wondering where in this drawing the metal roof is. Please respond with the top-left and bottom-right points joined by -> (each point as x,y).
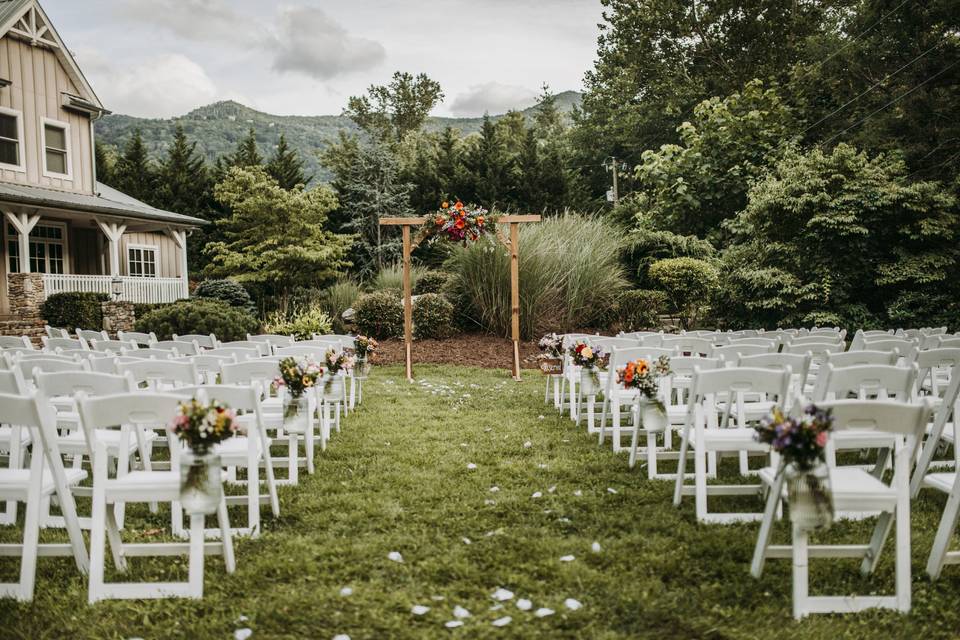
0,0 -> 30,28
0,181 -> 207,227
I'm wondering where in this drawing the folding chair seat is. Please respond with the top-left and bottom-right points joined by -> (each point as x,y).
751,400 -> 931,618
672,366 -> 792,523
77,392 -> 234,602
0,391 -> 88,601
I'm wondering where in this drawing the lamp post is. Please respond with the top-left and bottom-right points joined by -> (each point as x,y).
110,276 -> 123,301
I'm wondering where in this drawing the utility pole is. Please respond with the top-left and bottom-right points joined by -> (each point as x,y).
604,156 -> 627,206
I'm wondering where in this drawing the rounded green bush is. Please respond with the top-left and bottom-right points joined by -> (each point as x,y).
648,257 -> 720,329
263,304 -> 333,340
194,279 -> 255,313
413,271 -> 452,295
615,289 -> 669,331
353,291 -> 403,339
413,293 -> 455,339
135,299 -> 259,342
41,292 -> 109,330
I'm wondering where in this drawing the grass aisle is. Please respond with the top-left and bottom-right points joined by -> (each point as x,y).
2,365 -> 960,638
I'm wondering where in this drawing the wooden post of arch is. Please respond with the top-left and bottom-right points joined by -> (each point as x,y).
380,214 -> 541,382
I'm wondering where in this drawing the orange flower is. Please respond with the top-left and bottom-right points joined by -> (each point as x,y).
435,216 -> 445,225
455,218 -> 466,229
441,201 -> 449,209
455,201 -> 464,210
636,359 -> 649,374
477,216 -> 485,226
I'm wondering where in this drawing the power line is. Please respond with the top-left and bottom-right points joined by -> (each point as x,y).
821,57 -> 960,147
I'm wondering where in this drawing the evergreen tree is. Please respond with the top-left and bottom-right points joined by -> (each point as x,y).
214,128 -> 263,181
267,133 -> 310,190
94,142 -> 117,186
113,129 -> 157,204
465,115 -> 514,209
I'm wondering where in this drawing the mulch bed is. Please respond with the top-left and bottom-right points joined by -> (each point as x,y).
373,333 -> 543,370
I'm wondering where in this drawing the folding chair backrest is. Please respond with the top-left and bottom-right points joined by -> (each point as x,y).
861,338 -> 916,357
937,337 -> 960,349
118,330 -> 157,346
914,348 -> 960,398
36,370 -> 133,398
219,340 -> 270,357
42,337 -> 86,352
173,333 -> 219,349
90,339 -> 138,353
177,383 -> 261,414
77,329 -> 108,343
16,351 -> 76,362
180,354 -> 236,383
247,334 -> 294,349
618,331 -> 660,341
589,337 -> 639,351
738,352 -> 812,379
728,337 -> 779,349
120,348 -> 176,360
76,392 -> 184,466
18,357 -> 88,378
220,359 -> 280,387
275,345 -> 328,359
782,342 -> 843,356
45,325 -> 69,339
118,359 -> 200,388
691,366 -> 792,405
713,344 -> 774,362
660,336 -> 714,357
153,340 -> 200,356
312,334 -> 356,350
808,327 -> 846,340
1,346 -> 36,359
0,367 -> 26,394
789,335 -> 844,347
0,335 -> 31,349
813,363 -> 916,403
206,346 -> 259,361
818,399 -> 930,446
825,350 -> 897,368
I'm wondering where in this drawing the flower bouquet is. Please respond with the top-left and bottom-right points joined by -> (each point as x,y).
537,333 -> 564,375
322,348 -> 355,399
423,201 -> 494,245
276,356 -> 322,431
354,335 -> 377,379
569,340 -> 607,395
172,398 -> 240,514
616,355 -> 672,431
754,404 -> 835,531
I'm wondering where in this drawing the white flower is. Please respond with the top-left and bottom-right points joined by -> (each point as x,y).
490,604 -> 504,611
515,599 -> 532,611
234,630 -> 252,640
564,598 -> 583,610
453,605 -> 471,619
607,487 -> 618,494
467,463 -> 477,470
534,608 -> 555,618
531,491 -> 542,499
411,605 -> 430,616
444,621 -> 464,628
523,441 -> 532,448
573,489 -> 583,497
548,485 -> 557,493
489,486 -> 500,493
591,541 -> 602,553
333,635 -> 351,640
462,537 -> 472,545
387,551 -> 404,563
484,499 -> 496,506
492,616 -> 512,627
492,587 -> 514,601
339,587 -> 353,597
537,415 -> 545,420
560,555 -> 575,562
537,463 -> 548,469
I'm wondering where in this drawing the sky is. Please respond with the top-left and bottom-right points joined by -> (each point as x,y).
41,0 -> 605,119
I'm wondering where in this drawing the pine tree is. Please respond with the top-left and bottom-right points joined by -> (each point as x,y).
94,142 -> 117,186
113,129 -> 157,204
214,128 -> 263,181
466,115 -> 513,208
267,133 -> 310,189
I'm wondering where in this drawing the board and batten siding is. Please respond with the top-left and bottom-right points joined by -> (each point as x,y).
0,34 -> 94,194
119,231 -> 181,279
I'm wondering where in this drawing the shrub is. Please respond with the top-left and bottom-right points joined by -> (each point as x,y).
354,291 -> 403,338
263,303 -> 333,340
41,292 -> 109,330
413,271 -> 452,295
615,290 -> 669,331
133,302 -> 171,319
369,263 -> 428,294
136,299 -> 259,342
648,257 -> 720,329
320,280 -> 363,333
194,279 -> 255,313
444,213 -> 629,339
413,294 -> 455,339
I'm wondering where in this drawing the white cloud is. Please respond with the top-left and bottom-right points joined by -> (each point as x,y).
119,0 -> 258,42
87,53 -> 220,118
269,6 -> 386,80
450,83 -> 539,117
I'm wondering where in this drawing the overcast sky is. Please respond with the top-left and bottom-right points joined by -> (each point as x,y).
42,0 -> 604,119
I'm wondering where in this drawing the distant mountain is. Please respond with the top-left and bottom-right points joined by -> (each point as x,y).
94,91 -> 583,184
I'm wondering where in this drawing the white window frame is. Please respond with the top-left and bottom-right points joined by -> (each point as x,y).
4,220 -> 70,275
41,117 -> 72,179
0,106 -> 26,172
126,243 -> 159,279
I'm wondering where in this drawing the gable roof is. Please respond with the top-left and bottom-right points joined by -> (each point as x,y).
0,181 -> 207,227
0,0 -> 104,111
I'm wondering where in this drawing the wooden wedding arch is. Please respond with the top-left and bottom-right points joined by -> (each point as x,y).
380,215 -> 541,382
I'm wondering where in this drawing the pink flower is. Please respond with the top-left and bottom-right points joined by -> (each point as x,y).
815,430 -> 828,448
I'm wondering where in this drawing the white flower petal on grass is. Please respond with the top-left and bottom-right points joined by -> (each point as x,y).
339,587 -> 353,597
234,630 -> 253,640
484,428 -> 492,432
537,463 -> 548,469
573,490 -> 583,497
490,604 -> 504,611
523,441 -> 532,448
492,587 -> 514,601
387,551 -> 404,563
492,616 -> 512,627
444,621 -> 464,628
548,485 -> 557,493
489,486 -> 500,493
460,443 -> 468,448
462,537 -> 472,545
516,598 -> 532,611
531,491 -> 542,499
607,487 -> 618,494
235,615 -> 249,623
333,635 -> 351,640
564,598 -> 583,610
538,415 -> 545,420
559,555 -> 575,562
453,605 -> 471,619
411,605 -> 431,616
534,607 -> 555,618
591,541 -> 602,553
467,463 -> 478,470
562,438 -> 570,442
432,595 -> 446,601
484,499 -> 496,506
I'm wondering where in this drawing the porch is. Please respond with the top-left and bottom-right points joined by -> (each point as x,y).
41,273 -> 186,304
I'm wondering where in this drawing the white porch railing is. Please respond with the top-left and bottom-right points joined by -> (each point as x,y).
41,274 -> 187,304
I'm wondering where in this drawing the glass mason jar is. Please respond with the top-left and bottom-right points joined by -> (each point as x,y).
786,462 -> 834,532
579,367 -> 599,396
639,398 -> 668,433
322,372 -> 345,401
355,356 -> 372,380
179,450 -> 222,515
283,392 -> 310,433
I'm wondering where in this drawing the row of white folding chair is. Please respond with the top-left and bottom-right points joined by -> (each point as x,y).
0,367 -> 31,525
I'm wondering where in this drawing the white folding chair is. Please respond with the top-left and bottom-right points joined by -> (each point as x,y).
923,464 -> 960,579
179,354 -> 237,384
42,337 -> 87,352
0,336 -> 32,349
598,346 -> 673,450
173,333 -> 219,350
0,368 -> 30,525
660,336 -> 714,357
153,340 -> 201,356
118,330 -> 157,346
0,391 -> 89,601
219,340 -> 270,357
44,325 -> 70,339
672,366 -> 792,523
247,334 -> 294,351
750,400 -> 932,618
77,392 -> 234,602
77,329 -> 109,344
911,359 -> 960,498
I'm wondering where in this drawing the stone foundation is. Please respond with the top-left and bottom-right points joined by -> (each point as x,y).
7,273 -> 44,318
101,301 -> 135,335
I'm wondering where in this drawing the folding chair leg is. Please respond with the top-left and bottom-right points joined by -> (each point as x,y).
792,524 -> 810,620
694,448 -> 708,521
18,460 -> 43,601
751,472 -> 784,578
287,436 -> 298,485
926,481 -> 960,579
88,486 -> 107,603
104,505 -> 127,571
247,458 -> 261,535
217,498 -> 235,573
672,431 -> 691,506
861,511 -> 895,576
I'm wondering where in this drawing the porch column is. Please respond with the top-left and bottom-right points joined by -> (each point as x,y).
165,228 -> 189,299
3,210 -> 40,273
95,219 -> 127,276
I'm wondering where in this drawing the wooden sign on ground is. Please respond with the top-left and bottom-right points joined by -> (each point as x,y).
380,215 -> 541,382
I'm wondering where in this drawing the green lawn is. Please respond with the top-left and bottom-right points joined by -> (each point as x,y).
2,365 -> 959,639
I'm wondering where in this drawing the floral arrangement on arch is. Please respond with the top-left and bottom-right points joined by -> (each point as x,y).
616,355 -> 672,412
422,200 -> 495,245
172,398 -> 240,455
275,356 -> 322,398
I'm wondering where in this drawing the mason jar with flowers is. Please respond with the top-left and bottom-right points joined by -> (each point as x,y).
171,398 -> 240,515
754,405 -> 835,531
569,340 -> 607,396
354,335 -> 377,380
275,356 -> 321,432
616,355 -> 672,432
322,348 -> 355,401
